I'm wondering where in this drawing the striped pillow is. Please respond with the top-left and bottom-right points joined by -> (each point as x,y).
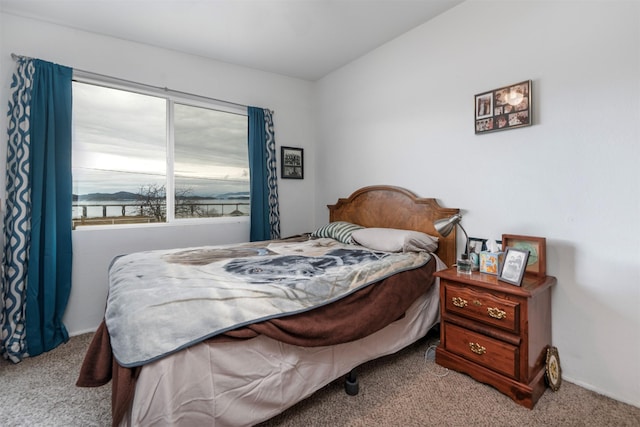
311,221 -> 364,244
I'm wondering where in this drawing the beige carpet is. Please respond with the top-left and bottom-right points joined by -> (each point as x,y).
0,333 -> 111,426
1,332 -> 638,426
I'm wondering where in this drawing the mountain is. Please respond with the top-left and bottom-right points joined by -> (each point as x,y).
74,191 -> 139,201
73,191 -> 250,201
214,192 -> 250,200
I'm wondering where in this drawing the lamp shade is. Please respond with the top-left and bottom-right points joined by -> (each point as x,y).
434,213 -> 470,256
434,214 -> 463,238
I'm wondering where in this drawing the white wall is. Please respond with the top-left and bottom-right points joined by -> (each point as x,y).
1,0 -> 638,410
314,0 -> 639,408
0,13 -> 317,334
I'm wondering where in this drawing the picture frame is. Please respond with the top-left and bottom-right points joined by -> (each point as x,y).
490,240 -> 503,251
467,237 -> 485,271
499,247 -> 530,286
501,234 -> 546,277
468,237 -> 485,255
468,237 -> 503,253
475,80 -> 531,134
281,146 -> 304,179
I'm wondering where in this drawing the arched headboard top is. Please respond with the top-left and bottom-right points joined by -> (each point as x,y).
328,185 -> 459,267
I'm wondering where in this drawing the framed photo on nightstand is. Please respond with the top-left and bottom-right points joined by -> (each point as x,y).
502,234 -> 546,277
468,237 -> 485,255
499,247 -> 529,286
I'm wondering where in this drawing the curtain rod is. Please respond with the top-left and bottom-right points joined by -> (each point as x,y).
10,52 -> 249,111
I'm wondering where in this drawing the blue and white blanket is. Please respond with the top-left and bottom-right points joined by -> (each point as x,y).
105,238 -> 431,367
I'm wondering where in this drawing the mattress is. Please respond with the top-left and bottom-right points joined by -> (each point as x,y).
121,277 -> 441,426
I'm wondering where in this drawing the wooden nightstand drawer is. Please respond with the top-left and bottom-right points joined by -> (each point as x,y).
443,282 -> 520,333
444,323 -> 519,379
435,268 -> 556,409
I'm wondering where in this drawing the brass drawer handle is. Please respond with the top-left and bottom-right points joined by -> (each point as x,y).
469,342 -> 486,355
487,307 -> 507,320
452,297 -> 468,308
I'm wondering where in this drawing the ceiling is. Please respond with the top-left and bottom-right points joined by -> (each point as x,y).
1,0 -> 464,81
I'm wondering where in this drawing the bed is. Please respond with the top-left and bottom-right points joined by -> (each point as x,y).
77,185 -> 459,426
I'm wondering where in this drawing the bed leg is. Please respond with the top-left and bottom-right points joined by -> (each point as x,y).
345,369 -> 359,395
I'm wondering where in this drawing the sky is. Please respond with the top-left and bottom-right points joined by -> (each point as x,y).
72,82 -> 249,197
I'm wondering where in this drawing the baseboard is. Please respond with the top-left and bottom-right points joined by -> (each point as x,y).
563,375 -> 640,409
69,327 -> 98,337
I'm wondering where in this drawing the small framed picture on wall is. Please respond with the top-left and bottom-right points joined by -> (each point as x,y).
475,80 -> 532,134
281,146 -> 304,179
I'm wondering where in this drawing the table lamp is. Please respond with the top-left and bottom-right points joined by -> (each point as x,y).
434,213 -> 472,273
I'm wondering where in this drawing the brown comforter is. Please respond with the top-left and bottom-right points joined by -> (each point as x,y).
77,256 -> 436,426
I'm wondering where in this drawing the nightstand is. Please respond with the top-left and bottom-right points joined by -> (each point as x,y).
434,267 -> 556,409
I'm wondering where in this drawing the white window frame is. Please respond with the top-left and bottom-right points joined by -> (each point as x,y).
72,71 -> 249,228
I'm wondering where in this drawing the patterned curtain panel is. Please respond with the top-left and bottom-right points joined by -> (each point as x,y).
263,109 -> 281,239
1,57 -> 73,362
248,107 -> 281,241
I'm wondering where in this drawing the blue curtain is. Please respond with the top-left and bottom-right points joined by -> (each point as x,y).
247,107 -> 280,241
1,58 -> 73,362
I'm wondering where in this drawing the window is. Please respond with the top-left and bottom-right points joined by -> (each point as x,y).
72,80 -> 249,228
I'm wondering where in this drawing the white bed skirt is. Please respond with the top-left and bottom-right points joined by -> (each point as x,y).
122,281 -> 440,427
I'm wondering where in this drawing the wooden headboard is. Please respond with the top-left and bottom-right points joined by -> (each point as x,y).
327,185 -> 459,267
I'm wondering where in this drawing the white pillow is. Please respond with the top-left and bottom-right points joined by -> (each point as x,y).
351,228 -> 439,253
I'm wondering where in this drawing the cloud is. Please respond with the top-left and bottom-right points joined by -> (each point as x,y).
72,82 -> 249,196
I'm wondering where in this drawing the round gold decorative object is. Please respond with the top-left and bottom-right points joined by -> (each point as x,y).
545,346 -> 562,391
